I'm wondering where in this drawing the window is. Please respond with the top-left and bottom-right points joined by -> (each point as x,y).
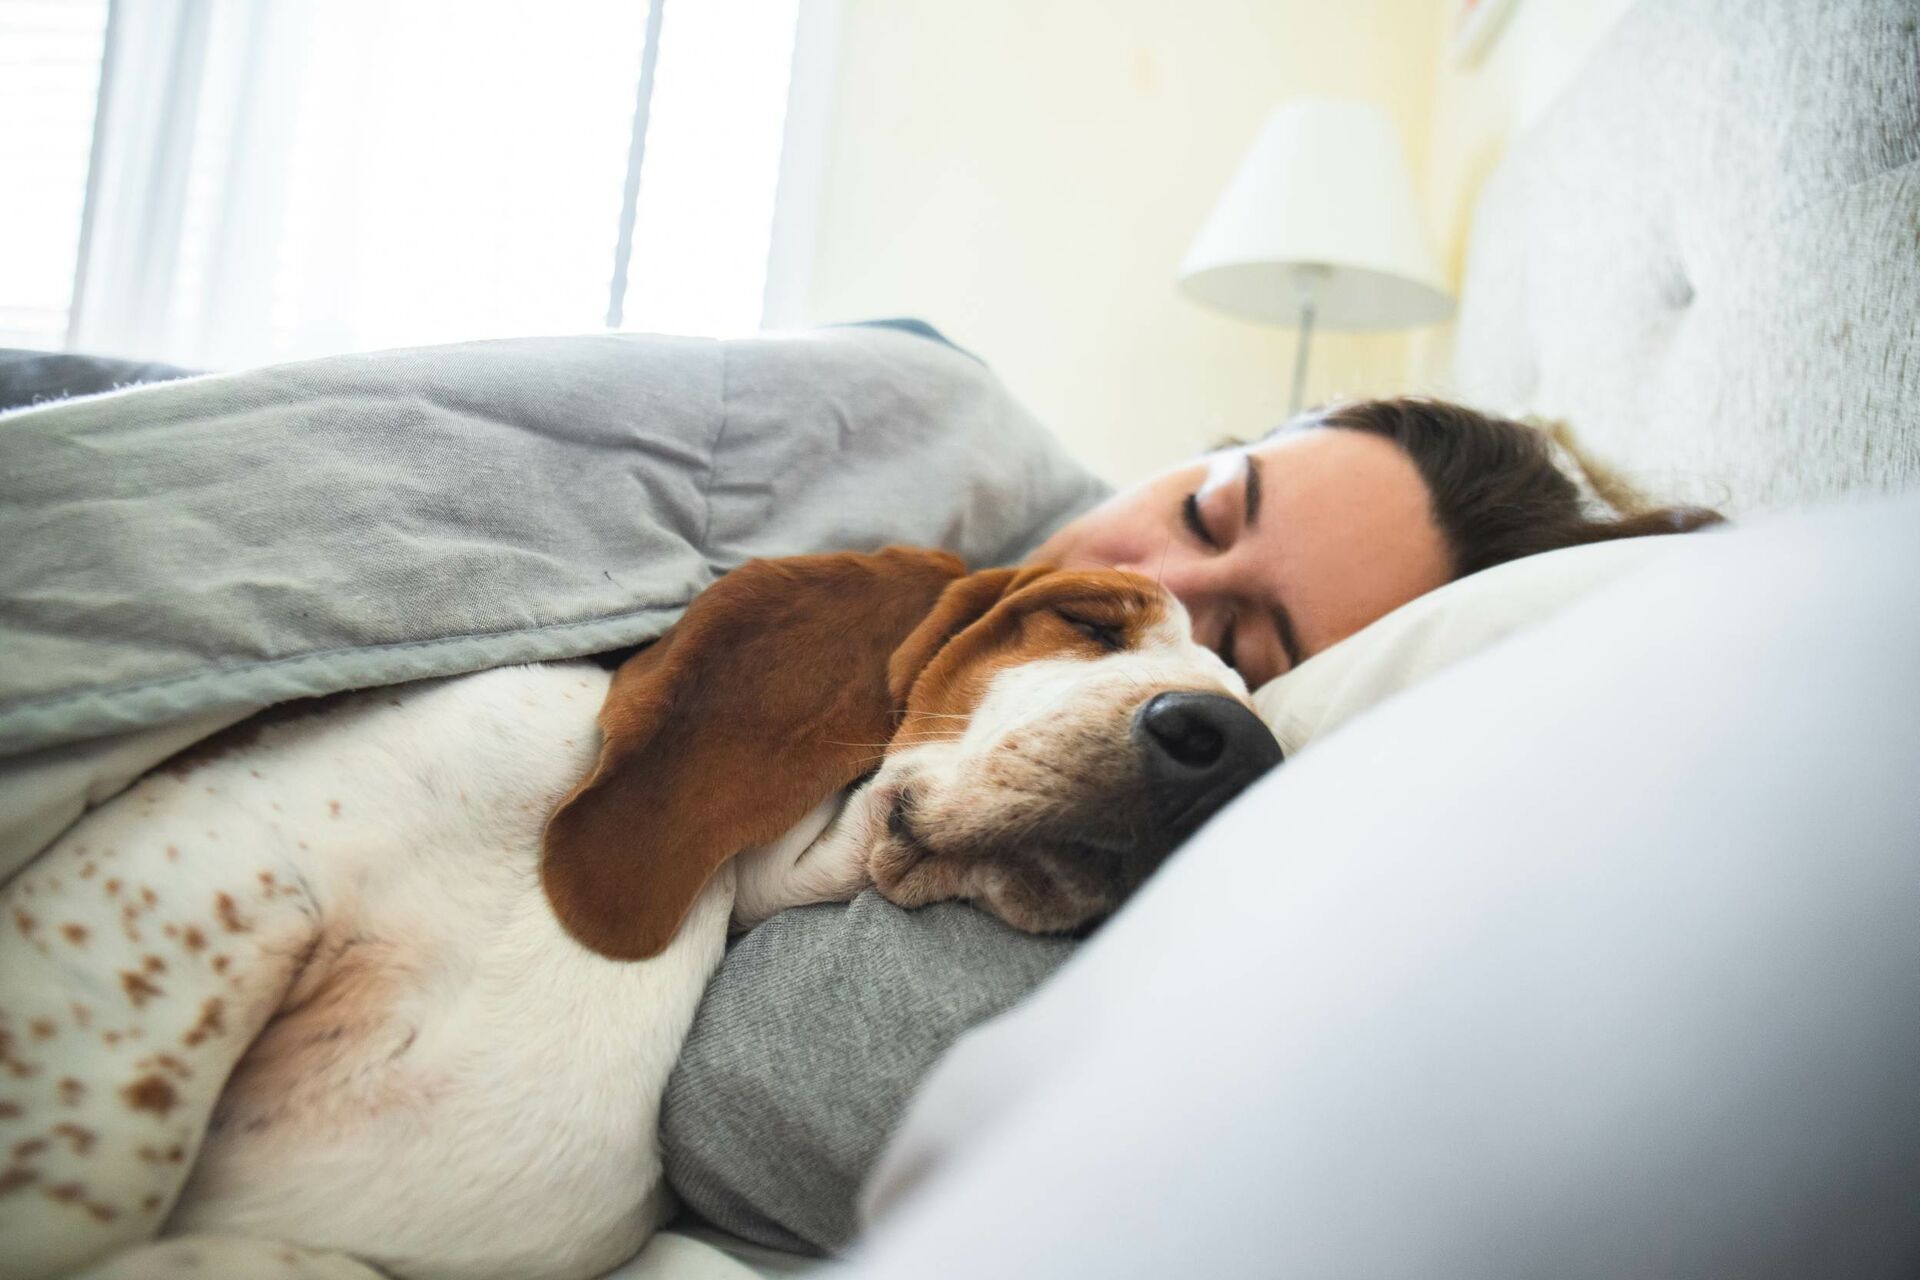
0,0 -> 109,349
5,0 -> 806,366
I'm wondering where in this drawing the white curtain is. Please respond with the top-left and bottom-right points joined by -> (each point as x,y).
64,0 -> 804,369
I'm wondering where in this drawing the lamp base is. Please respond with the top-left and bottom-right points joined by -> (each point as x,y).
1288,296 -> 1316,418
1286,263 -> 1329,418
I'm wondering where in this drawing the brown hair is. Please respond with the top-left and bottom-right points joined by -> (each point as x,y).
1276,398 -> 1725,579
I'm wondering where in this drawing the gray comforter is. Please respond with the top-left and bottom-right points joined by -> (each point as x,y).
0,324 -> 1109,877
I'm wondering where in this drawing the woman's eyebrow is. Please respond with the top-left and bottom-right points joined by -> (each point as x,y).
1242,451 -> 1264,527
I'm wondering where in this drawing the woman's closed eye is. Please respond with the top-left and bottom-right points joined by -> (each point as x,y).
1181,492 -> 1218,548
1182,451 -> 1253,552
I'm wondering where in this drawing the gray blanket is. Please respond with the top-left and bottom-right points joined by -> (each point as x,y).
0,325 -> 1109,878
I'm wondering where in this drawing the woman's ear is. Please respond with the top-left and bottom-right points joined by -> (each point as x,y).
542,547 -> 967,960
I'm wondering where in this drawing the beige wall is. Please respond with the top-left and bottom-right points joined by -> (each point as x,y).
1425,0 -> 1638,280
1415,0 -> 1639,383
794,0 -> 1635,484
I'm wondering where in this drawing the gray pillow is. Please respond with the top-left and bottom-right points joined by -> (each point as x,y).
660,892 -> 1074,1254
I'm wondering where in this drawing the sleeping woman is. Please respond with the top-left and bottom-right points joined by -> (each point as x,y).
659,394 -> 1724,1255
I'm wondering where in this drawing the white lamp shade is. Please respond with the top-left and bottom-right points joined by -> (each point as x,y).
1178,100 -> 1454,331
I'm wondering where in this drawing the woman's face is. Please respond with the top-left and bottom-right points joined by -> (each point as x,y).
1024,427 -> 1452,689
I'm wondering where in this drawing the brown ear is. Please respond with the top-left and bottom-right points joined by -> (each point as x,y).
887,564 -> 1061,703
542,546 -> 972,959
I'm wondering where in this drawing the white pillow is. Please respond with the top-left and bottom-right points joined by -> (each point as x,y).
1253,534 -> 1684,755
849,494 -> 1920,1279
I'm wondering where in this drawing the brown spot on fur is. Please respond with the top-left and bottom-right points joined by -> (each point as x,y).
141,887 -> 159,908
70,1003 -> 91,1028
45,1181 -> 82,1204
0,1032 -> 38,1078
182,926 -> 206,952
103,1031 -> 121,1046
328,799 -> 342,817
120,970 -> 164,1007
27,1019 -> 54,1041
51,1123 -> 95,1155
61,923 -> 88,946
85,1200 -> 118,1222
0,1101 -> 19,1119
142,955 -> 167,975
139,1053 -> 193,1081
11,908 -> 35,934
165,844 -> 179,861
105,877 -> 122,895
58,1079 -> 84,1106
183,999 -> 226,1048
212,955 -> 231,974
78,863 -> 95,879
122,1074 -> 179,1116
0,1167 -> 33,1194
215,893 -> 248,933
143,1192 -> 163,1211
258,871 -> 278,894
11,1137 -> 47,1160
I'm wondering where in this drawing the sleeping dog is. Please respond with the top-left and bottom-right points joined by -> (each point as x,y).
0,548 -> 1281,1280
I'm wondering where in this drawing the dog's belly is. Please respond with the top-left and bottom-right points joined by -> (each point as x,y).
146,663 -> 731,1280
169,871 -> 730,1280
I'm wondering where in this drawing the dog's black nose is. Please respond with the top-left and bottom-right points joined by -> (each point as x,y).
1133,691 -> 1284,840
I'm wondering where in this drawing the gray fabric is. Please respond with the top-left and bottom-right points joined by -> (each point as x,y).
1450,0 -> 1920,515
0,326 -> 1108,877
661,892 -> 1074,1255
0,348 -> 199,412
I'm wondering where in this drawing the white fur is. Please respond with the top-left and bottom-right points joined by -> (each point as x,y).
0,663 -> 865,1280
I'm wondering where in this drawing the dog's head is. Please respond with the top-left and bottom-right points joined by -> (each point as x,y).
541,547 -> 1281,959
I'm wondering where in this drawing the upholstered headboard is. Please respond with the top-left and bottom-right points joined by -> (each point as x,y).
1450,0 -> 1919,515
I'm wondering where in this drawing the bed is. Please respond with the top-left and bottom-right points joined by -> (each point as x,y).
2,0 -> 1915,1275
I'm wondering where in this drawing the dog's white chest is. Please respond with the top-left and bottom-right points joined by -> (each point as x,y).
151,665 -> 731,1280
174,876 -> 730,1280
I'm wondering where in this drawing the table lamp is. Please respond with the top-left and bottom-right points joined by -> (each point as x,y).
1178,99 -> 1454,415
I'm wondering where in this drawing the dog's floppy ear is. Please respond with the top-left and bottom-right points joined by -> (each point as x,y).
543,546 -> 983,960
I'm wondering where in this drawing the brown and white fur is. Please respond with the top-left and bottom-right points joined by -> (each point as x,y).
0,548 -> 1274,1280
